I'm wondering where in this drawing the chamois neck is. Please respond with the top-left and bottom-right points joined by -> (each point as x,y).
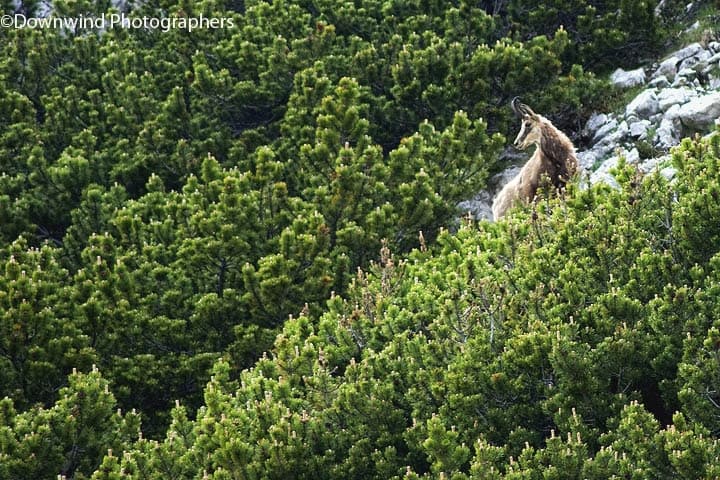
539,121 -> 573,165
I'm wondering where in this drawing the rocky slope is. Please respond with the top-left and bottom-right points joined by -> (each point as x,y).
462,40 -> 720,220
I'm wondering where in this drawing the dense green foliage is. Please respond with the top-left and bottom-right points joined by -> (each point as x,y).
1,0 -> 718,478
78,130 -> 720,479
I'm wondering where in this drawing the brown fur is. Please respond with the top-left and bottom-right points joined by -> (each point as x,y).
492,102 -> 577,220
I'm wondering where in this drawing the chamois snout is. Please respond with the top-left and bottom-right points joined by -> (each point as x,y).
513,129 -> 525,149
513,119 -> 538,150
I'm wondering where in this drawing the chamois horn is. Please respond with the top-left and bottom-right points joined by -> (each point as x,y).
511,96 -> 534,118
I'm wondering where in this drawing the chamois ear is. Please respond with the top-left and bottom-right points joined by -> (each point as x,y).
511,97 -> 535,118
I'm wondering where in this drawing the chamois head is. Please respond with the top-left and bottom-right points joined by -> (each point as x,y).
511,97 -> 542,150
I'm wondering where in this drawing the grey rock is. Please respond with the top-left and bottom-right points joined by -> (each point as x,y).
590,156 -> 621,189
584,112 -> 610,138
673,42 -> 705,61
577,174 -> 593,191
676,92 -> 720,130
588,148 -> 642,188
664,103 -> 682,121
10,0 -> 52,17
676,67 -> 698,81
649,113 -> 664,123
595,127 -> 628,151
587,136 -> 619,159
654,117 -> 680,149
638,156 -> 662,174
710,42 -> 720,54
672,76 -> 689,87
617,120 -> 630,137
458,159 -> 523,221
610,67 -> 647,89
593,155 -> 619,173
639,155 -> 672,174
113,0 -> 133,12
694,60 -> 709,73
660,166 -> 677,180
654,56 -> 679,81
657,87 -> 695,111
649,75 -> 671,88
623,147 -> 641,165
626,89 -> 660,119
489,165 -> 523,194
581,141 -> 627,169
685,20 -> 701,32
629,119 -> 652,139
708,52 -> 720,65
577,149 -> 603,171
704,55 -> 720,83
639,156 -> 676,181
36,3 -> 52,17
703,57 -> 720,79
653,43 -> 711,81
458,191 -> 494,221
494,148 -> 529,172
678,48 -> 713,72
655,0 -> 669,16
711,77 -> 720,90
592,118 -> 618,144
591,173 -> 620,190
625,113 -> 640,124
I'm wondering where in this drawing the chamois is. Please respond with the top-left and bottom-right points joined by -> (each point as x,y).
492,97 -> 578,220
